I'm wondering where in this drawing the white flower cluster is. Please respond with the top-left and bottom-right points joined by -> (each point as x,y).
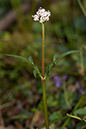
32,7 -> 51,23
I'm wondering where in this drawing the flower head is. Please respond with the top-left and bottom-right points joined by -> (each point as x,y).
32,7 -> 51,23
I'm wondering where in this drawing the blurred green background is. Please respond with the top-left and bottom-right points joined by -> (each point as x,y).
0,0 -> 86,128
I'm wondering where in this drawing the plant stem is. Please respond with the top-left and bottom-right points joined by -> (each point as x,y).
41,23 -> 49,129
42,80 -> 49,129
42,23 -> 45,76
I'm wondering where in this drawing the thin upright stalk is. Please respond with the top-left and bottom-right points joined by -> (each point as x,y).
42,23 -> 45,76
42,80 -> 49,129
41,23 -> 49,129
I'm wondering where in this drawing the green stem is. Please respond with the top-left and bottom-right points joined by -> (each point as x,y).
42,23 -> 45,76
42,80 -> 49,129
61,95 -> 85,129
41,23 -> 49,129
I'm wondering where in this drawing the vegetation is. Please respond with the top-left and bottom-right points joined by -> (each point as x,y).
0,0 -> 86,129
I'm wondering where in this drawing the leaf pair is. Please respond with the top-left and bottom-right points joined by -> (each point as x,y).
6,50 -> 79,79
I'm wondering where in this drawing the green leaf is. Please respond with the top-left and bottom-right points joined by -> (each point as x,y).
33,70 -> 37,78
45,50 -> 79,78
53,54 -> 58,62
6,54 -> 29,63
28,56 -> 34,65
34,64 -> 39,71
49,111 -> 63,123
74,108 -> 86,115
46,68 -> 52,78
53,50 -> 79,64
45,62 -> 53,75
6,54 -> 42,79
33,64 -> 40,73
33,65 -> 42,78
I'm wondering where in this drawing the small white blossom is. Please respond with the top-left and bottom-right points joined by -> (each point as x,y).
32,7 -> 51,23
32,14 -> 39,21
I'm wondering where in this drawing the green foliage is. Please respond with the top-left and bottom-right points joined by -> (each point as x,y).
6,54 -> 29,63
53,54 -> 58,62
1,0 -> 86,128
6,50 -> 79,79
28,56 -> 34,65
6,54 -> 42,78
46,50 -> 79,78
33,70 -> 37,78
47,94 -> 59,108
76,122 -> 86,129
60,91 -> 72,110
49,111 -> 62,123
74,108 -> 86,115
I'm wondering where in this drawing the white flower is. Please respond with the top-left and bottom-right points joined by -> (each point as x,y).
32,14 -> 39,21
32,7 -> 51,23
